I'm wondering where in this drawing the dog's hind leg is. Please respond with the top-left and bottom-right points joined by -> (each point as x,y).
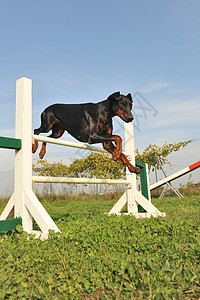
32,110 -> 58,155
39,125 -> 64,159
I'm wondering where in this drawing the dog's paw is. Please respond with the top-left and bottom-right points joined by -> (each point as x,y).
112,150 -> 121,161
135,167 -> 142,174
32,144 -> 37,153
129,166 -> 141,174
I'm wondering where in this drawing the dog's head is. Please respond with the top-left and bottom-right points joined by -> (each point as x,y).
108,92 -> 133,122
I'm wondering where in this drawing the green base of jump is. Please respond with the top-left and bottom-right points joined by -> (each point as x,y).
0,136 -> 22,150
135,159 -> 149,200
136,159 -> 149,212
0,218 -> 22,232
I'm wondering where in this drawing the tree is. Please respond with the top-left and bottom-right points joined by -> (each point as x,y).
33,153 -> 125,179
33,159 -> 68,177
67,152 -> 125,179
135,140 -> 192,171
135,140 -> 192,181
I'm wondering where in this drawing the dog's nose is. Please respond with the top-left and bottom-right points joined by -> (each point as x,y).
127,116 -> 133,122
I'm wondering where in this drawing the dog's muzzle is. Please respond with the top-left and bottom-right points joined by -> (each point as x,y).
127,116 -> 134,122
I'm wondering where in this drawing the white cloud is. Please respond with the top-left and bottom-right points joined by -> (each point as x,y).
142,82 -> 171,94
167,87 -> 192,95
169,100 -> 200,113
141,81 -> 194,97
147,99 -> 200,129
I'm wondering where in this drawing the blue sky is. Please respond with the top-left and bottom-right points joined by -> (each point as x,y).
0,0 -> 200,193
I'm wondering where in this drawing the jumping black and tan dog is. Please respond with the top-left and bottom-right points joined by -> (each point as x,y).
32,92 -> 141,174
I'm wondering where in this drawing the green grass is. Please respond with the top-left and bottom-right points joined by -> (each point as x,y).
0,195 -> 199,299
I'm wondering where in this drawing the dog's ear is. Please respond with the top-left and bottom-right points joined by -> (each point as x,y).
108,92 -> 121,101
127,93 -> 133,102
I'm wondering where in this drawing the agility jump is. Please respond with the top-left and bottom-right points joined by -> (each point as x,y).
150,161 -> 200,191
0,77 -> 165,238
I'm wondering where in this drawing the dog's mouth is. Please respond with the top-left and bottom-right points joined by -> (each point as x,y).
119,116 -> 133,123
122,115 -> 134,123
126,116 -> 134,122
116,109 -> 133,123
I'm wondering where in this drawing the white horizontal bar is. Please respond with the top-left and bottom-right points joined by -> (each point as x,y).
150,166 -> 190,190
33,134 -> 107,153
32,134 -> 130,158
32,176 -> 130,185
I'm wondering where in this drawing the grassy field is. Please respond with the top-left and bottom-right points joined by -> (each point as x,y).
0,194 -> 199,299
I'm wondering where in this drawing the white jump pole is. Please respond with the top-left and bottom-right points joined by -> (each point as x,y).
108,121 -> 138,214
0,77 -> 60,238
108,121 -> 165,217
125,121 -> 138,213
32,176 -> 131,185
150,161 -> 200,191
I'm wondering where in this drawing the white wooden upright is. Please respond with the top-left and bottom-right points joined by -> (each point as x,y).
0,77 -> 60,238
108,117 -> 166,217
125,121 -> 138,213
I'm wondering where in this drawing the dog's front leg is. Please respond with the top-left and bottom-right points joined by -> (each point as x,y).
110,135 -> 122,160
103,141 -> 141,174
88,133 -> 122,159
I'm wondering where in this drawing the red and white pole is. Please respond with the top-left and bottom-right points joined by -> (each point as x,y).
150,161 -> 200,191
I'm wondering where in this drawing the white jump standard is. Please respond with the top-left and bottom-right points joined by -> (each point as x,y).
0,78 -> 59,239
0,77 -> 165,239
